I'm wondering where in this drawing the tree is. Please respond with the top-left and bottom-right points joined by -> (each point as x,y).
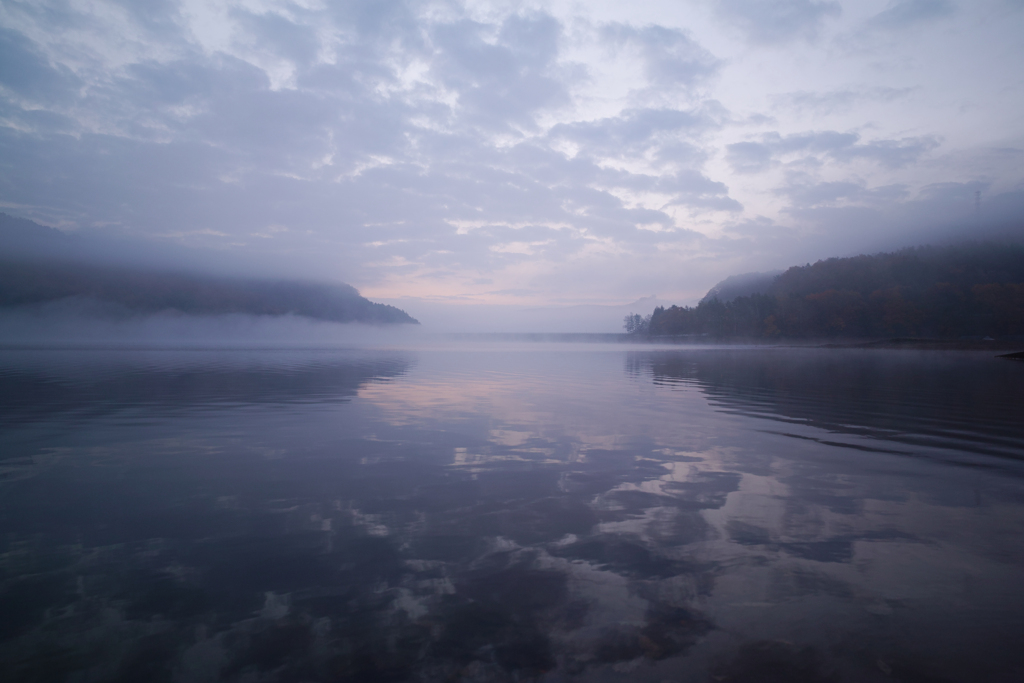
623,312 -> 652,335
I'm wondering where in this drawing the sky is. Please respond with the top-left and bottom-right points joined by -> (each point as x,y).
1,0 -> 1023,328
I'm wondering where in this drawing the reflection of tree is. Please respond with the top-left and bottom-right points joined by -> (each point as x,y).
0,352 -> 413,424
646,243 -> 1024,339
973,283 -> 1024,336
630,349 -> 1024,459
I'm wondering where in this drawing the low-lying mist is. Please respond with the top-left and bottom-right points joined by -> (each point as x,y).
0,299 -> 429,348
0,213 -> 423,339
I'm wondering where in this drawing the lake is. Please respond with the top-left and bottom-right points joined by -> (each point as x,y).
1,343 -> 1023,682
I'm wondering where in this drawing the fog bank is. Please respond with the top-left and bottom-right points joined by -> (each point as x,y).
0,300 -> 428,348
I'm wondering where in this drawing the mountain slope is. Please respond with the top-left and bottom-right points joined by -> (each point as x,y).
700,271 -> 781,304
0,214 -> 418,325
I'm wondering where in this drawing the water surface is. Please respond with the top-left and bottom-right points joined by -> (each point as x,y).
1,344 -> 1023,682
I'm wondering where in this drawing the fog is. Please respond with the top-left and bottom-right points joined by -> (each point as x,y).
0,300 -> 430,347
1,0 -> 1022,334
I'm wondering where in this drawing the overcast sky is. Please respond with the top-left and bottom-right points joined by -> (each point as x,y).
1,0 -> 1023,316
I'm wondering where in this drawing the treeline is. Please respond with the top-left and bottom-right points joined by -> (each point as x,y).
0,260 -> 419,324
647,243 -> 1024,339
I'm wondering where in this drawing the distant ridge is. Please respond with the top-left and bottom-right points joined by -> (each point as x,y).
0,212 -> 70,252
700,271 -> 782,304
0,213 -> 418,325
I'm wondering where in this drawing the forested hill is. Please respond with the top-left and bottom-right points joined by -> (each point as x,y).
0,214 -> 418,325
648,243 -> 1024,339
0,260 -> 419,324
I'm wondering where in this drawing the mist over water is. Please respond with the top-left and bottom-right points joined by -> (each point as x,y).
1,343 -> 1022,682
0,304 -> 432,347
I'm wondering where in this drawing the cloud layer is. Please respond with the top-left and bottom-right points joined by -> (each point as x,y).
0,0 -> 1021,320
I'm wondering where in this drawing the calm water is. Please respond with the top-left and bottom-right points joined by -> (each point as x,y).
1,344 -> 1023,683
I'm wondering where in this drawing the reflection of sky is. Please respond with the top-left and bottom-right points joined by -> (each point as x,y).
353,346 -> 1024,675
2,346 -> 1023,681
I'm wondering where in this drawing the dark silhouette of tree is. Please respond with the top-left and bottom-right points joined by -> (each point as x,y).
623,313 -> 652,334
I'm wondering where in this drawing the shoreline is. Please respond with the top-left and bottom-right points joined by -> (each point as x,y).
1,335 -> 1022,355
816,338 -> 1024,352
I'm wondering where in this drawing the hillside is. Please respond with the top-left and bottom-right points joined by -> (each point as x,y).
647,243 -> 1024,339
699,271 -> 781,304
0,214 -> 418,325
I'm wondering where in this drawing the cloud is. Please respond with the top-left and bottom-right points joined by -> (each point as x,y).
772,87 -> 915,114
779,182 -> 1024,253
830,136 -> 941,168
548,107 -> 714,158
726,130 -> 940,173
431,13 -> 571,133
865,0 -> 956,32
0,27 -> 80,106
725,141 -> 774,174
0,0 -> 1019,319
230,8 -> 321,67
778,179 -> 910,208
714,0 -> 842,44
599,23 -> 719,93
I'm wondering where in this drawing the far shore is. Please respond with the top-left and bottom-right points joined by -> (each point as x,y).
421,333 -> 1024,353
1,334 -> 1022,355
629,334 -> 1024,352
816,338 -> 1024,352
